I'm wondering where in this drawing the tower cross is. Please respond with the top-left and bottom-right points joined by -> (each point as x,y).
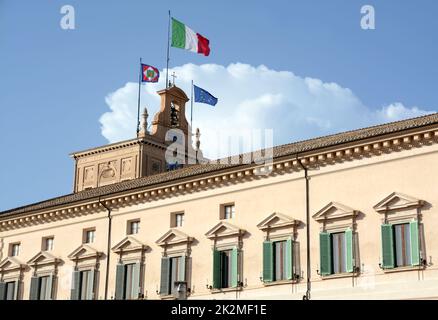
171,72 -> 177,86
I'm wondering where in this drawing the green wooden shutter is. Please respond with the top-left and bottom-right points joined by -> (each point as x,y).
159,257 -> 170,295
114,263 -> 126,300
29,277 -> 39,300
410,220 -> 420,266
212,249 -> 221,289
86,270 -> 96,300
262,241 -> 273,282
320,232 -> 332,276
131,262 -> 141,299
179,256 -> 186,281
231,247 -> 239,288
381,224 -> 395,269
0,282 -> 6,300
286,237 -> 294,280
345,228 -> 354,273
70,271 -> 80,300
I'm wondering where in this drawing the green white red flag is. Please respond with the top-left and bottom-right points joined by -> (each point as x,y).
171,18 -> 210,56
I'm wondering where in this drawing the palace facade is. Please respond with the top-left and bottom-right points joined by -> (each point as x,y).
1,84 -> 438,300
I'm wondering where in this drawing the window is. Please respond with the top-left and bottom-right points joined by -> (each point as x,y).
171,212 -> 184,228
381,221 -> 419,269
79,270 -> 93,300
221,204 -> 235,220
159,256 -> 186,296
128,220 -> 140,235
212,248 -> 239,289
0,281 -> 18,300
219,250 -> 232,288
43,237 -> 54,251
9,243 -> 20,257
331,232 -> 347,274
319,229 -> 353,276
175,213 -> 184,227
274,241 -> 288,281
262,238 -> 294,283
30,276 -> 53,300
83,229 -> 95,244
115,263 -> 141,300
71,270 -> 95,300
394,224 -> 411,267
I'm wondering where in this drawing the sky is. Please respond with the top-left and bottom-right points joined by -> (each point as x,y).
1,0 -> 437,211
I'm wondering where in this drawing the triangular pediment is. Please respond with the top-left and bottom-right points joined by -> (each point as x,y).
313,202 -> 358,222
257,212 -> 300,230
374,192 -> 423,213
205,221 -> 245,239
156,229 -> 194,247
112,236 -> 148,253
68,244 -> 102,261
0,257 -> 25,271
27,251 -> 60,266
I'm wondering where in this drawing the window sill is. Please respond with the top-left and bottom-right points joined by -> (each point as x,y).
382,265 -> 425,273
320,272 -> 358,280
159,294 -> 176,300
210,287 -> 243,294
263,279 -> 298,286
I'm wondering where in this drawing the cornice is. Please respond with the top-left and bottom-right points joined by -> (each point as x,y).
70,138 -> 167,159
1,127 -> 438,231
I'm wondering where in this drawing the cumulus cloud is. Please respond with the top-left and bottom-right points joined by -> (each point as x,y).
99,63 -> 434,159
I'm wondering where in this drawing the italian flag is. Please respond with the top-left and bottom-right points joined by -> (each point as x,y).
171,18 -> 210,56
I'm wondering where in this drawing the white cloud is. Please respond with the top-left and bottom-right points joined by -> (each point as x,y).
99,63 -> 434,159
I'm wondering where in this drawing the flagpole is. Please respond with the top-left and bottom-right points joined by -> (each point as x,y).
166,10 -> 171,89
190,80 -> 194,131
137,57 -> 142,136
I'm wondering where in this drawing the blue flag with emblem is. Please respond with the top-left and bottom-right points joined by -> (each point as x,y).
193,85 -> 218,106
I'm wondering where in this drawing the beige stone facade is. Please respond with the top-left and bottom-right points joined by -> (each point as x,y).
1,85 -> 438,300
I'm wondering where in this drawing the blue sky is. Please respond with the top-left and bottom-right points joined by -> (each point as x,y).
1,0 -> 437,211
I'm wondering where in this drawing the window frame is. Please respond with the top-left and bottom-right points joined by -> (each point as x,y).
9,243 -> 20,257
393,222 -> 412,268
83,228 -> 96,244
127,219 -> 140,235
170,211 -> 185,228
42,237 -> 54,251
220,203 -> 235,220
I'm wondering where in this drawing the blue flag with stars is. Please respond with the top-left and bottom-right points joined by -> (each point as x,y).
193,85 -> 218,106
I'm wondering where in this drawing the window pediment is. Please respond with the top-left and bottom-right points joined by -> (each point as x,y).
313,202 -> 358,222
0,257 -> 25,272
205,221 -> 245,239
27,251 -> 60,267
373,192 -> 423,213
257,212 -> 300,231
111,235 -> 148,253
156,229 -> 193,247
68,244 -> 103,261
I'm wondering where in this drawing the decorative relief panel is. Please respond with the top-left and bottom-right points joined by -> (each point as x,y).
121,158 -> 133,175
98,160 -> 118,185
83,166 -> 95,186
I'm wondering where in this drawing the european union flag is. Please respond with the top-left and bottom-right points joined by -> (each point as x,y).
193,85 -> 218,106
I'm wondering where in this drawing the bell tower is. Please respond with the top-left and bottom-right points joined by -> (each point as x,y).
71,84 -> 202,193
150,85 -> 190,142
